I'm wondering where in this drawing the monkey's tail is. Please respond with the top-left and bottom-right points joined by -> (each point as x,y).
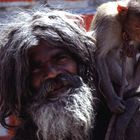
104,115 -> 116,140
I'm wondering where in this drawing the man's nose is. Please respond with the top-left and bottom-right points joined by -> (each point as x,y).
44,65 -> 61,80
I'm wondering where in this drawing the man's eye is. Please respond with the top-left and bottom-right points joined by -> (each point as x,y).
31,68 -> 41,74
56,55 -> 70,63
31,63 -> 42,74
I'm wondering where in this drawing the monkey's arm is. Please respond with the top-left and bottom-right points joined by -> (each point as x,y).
91,1 -> 127,113
95,51 -> 125,114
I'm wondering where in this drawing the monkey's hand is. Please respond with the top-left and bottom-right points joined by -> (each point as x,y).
107,96 -> 125,114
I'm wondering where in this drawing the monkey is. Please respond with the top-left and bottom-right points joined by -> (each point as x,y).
90,0 -> 140,114
90,1 -> 140,139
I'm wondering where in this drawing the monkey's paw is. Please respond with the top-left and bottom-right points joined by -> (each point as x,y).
107,97 -> 126,114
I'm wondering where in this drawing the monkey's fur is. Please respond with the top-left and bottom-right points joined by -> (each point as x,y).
90,1 -> 140,140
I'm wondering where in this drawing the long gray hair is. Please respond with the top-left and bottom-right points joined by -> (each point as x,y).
0,8 -> 96,128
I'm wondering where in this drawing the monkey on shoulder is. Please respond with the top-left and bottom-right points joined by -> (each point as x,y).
91,0 -> 140,114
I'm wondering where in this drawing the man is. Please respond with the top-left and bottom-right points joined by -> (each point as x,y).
0,8 -> 96,140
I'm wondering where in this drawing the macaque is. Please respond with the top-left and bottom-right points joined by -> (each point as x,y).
90,0 -> 140,114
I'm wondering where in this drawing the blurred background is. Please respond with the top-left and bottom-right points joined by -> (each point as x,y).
0,0 -> 116,29
0,0 -> 115,139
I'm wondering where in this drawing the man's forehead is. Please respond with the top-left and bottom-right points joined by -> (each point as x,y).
28,43 -> 72,61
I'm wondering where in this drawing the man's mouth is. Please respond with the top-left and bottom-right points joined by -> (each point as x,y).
47,85 -> 71,100
38,74 -> 83,101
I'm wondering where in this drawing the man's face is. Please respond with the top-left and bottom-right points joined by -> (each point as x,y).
28,42 -> 93,140
29,42 -> 78,97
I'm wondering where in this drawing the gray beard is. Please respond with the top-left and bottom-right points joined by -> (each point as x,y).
30,83 -> 94,140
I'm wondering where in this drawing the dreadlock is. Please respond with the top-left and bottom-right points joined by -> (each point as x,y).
0,8 -> 96,128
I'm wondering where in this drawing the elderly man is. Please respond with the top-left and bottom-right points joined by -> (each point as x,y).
0,8 -> 96,140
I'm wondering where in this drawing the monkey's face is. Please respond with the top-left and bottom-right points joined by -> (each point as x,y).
126,15 -> 140,42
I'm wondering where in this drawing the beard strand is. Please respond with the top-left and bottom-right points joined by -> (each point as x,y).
30,82 -> 94,140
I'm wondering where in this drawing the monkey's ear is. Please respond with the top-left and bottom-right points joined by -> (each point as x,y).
117,4 -> 128,14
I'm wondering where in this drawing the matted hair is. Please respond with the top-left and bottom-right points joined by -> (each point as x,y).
0,8 -> 96,128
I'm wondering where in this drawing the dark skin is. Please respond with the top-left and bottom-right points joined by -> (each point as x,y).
28,42 -> 78,95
